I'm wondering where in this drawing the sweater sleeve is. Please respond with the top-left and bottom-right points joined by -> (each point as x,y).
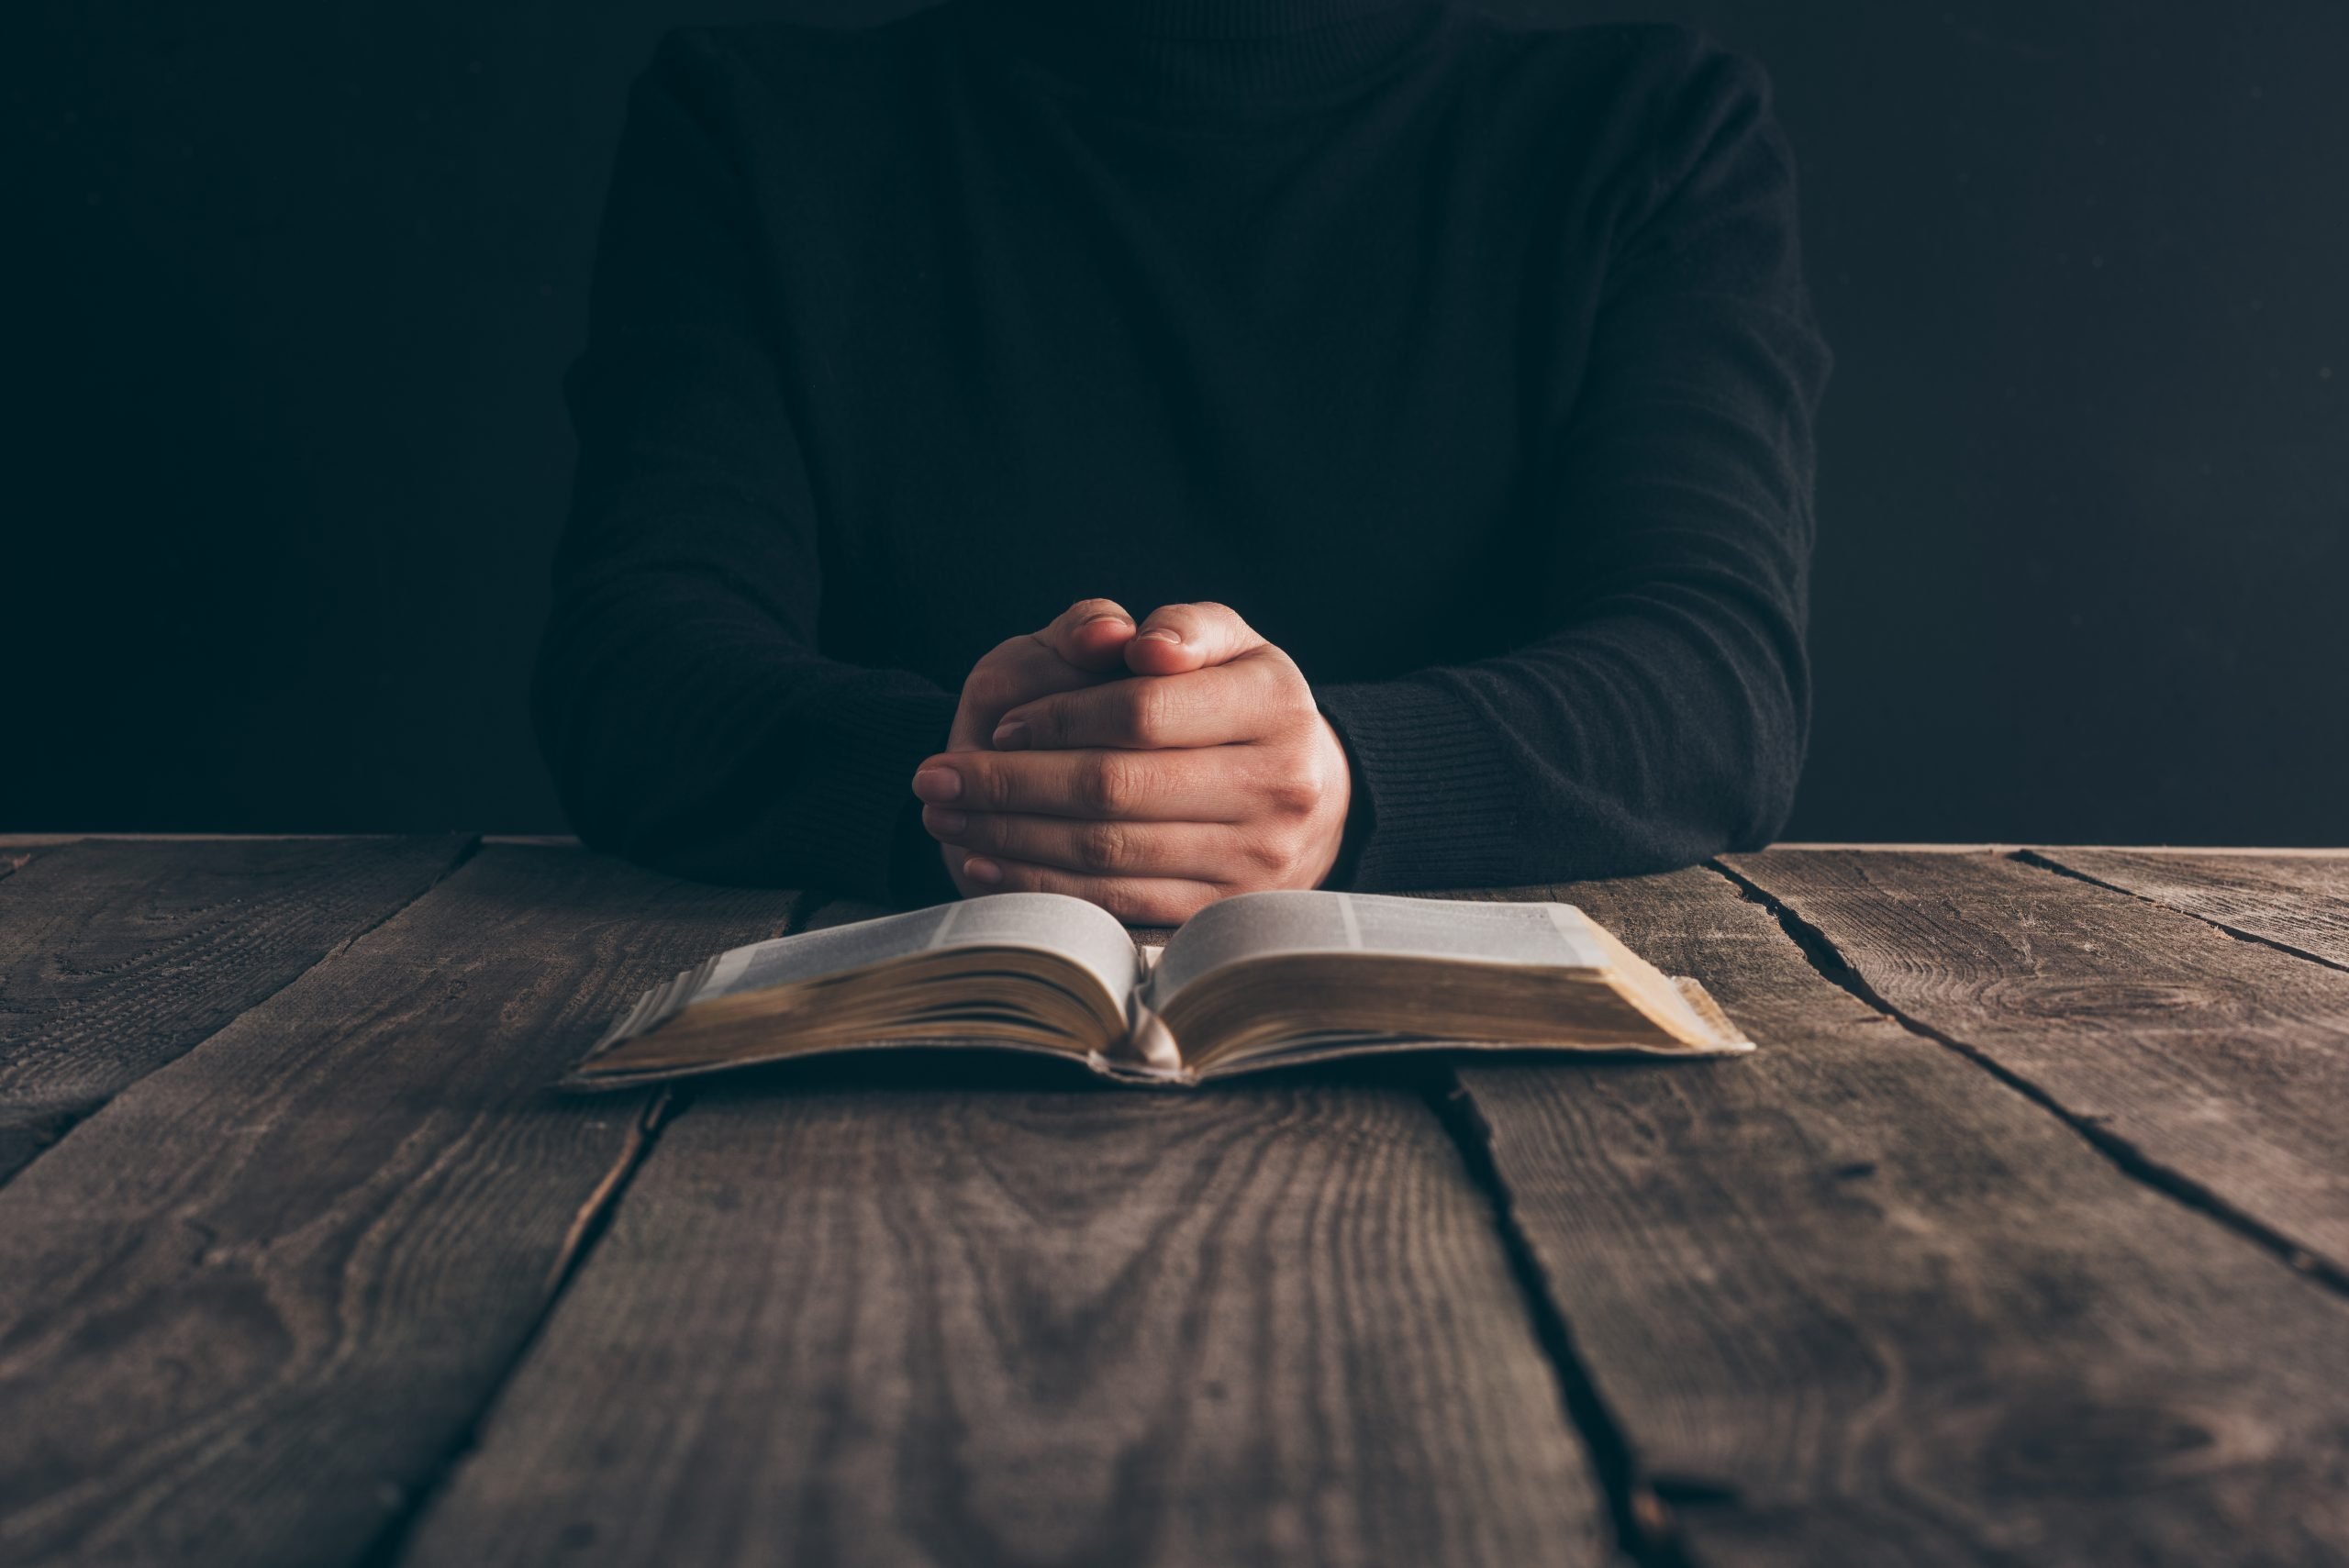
532,31 -> 956,901
1315,42 -> 1831,891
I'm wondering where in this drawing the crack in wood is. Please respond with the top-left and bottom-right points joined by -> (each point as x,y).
1705,858 -> 2349,1301
0,834 -> 484,1198
317,834 -> 483,964
544,1085 -> 680,1297
2010,848 -> 2349,975
1423,1073 -> 1698,1568
349,1084 -> 694,1568
347,886 -> 828,1568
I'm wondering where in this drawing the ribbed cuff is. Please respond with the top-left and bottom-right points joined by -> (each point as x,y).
1314,677 -> 1527,891
1312,698 -> 1373,890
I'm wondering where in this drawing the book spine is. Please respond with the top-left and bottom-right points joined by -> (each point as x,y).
1083,1049 -> 1198,1088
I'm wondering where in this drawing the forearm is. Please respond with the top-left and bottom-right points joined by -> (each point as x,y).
1313,42 -> 1830,892
533,562 -> 953,899
1317,577 -> 1803,890
539,31 -> 966,901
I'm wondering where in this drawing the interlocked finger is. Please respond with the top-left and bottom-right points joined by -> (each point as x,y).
994,656 -> 1296,751
924,806 -> 1266,881
914,744 -> 1264,822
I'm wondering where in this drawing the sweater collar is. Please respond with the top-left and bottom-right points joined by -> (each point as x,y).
957,0 -> 1457,117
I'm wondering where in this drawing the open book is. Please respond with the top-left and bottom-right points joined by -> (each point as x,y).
562,890 -> 1753,1089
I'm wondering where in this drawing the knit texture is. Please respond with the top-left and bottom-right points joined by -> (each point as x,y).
533,0 -> 1831,904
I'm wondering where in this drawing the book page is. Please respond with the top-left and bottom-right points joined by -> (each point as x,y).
698,893 -> 1139,1011
1149,890 -> 1609,1004
588,894 -> 1141,1061
696,904 -> 952,1000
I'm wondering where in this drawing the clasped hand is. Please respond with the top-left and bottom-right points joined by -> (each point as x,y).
911,599 -> 1353,925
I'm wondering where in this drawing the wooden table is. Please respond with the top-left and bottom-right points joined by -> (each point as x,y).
3,837 -> 2346,1568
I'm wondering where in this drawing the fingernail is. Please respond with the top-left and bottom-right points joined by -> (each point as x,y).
926,807 -> 969,835
912,766 -> 962,803
991,718 -> 1030,751
1136,627 -> 1182,644
1080,613 -> 1130,629
963,856 -> 1002,884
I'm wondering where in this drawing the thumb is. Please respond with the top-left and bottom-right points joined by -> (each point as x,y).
944,599 -> 1136,752
1032,597 -> 1138,673
1124,601 -> 1266,676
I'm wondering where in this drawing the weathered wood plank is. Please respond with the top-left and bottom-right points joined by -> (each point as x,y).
0,846 -> 807,1568
2029,848 -> 2349,970
1453,868 -> 2349,1567
1721,848 -> 2349,1281
392,899 -> 1614,1568
0,835 -> 473,1183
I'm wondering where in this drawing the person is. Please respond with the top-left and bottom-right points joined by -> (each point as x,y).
532,0 -> 1831,925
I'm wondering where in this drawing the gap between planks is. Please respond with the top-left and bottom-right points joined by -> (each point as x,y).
1403,883 -> 1734,1567
0,834 -> 483,1197
1423,1074 -> 1697,1568
2,844 -> 835,1565
1705,857 -> 2349,1301
351,1092 -> 685,1568
1442,867 -> 2349,1565
346,890 -> 839,1568
384,892 -> 1634,1568
304,852 -> 2343,1564
2014,849 -> 2349,975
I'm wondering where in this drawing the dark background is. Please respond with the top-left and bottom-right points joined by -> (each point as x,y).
6,1 -> 2343,845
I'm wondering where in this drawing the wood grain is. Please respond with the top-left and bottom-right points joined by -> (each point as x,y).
1452,868 -> 2349,1567
0,834 -> 473,1183
2029,848 -> 2349,969
393,897 -> 1613,1568
0,845 -> 807,1568
1721,849 -> 2349,1281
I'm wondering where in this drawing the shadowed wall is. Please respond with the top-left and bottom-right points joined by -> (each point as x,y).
6,1 -> 2343,843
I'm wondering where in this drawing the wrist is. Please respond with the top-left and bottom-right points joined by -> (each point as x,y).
1308,712 -> 1358,889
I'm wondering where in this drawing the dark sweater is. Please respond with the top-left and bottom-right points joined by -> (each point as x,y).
533,0 -> 1831,906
